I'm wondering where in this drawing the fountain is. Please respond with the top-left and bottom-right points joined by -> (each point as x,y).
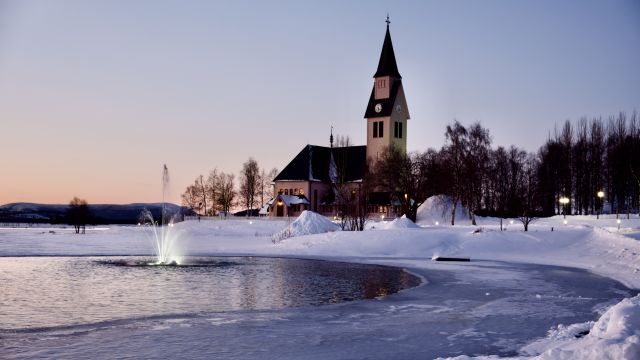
140,164 -> 181,265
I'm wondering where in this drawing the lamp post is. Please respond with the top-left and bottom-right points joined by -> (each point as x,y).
597,191 -> 604,219
404,193 -> 408,214
617,219 -> 621,231
559,197 -> 570,219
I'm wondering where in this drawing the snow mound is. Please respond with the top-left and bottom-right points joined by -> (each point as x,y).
272,211 -> 340,242
416,195 -> 472,226
508,294 -> 640,360
383,215 -> 421,229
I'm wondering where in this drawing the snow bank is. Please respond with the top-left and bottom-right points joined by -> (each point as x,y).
417,195 -> 472,226
439,295 -> 640,360
272,211 -> 339,242
382,215 -> 421,229
517,294 -> 640,360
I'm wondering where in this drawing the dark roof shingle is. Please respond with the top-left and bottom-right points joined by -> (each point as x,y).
274,145 -> 367,183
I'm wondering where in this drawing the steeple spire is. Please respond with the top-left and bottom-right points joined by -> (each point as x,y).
374,16 -> 401,79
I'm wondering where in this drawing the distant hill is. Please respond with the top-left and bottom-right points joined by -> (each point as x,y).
0,202 -> 195,224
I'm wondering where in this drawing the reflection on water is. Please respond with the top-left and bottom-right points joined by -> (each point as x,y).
0,256 -> 420,330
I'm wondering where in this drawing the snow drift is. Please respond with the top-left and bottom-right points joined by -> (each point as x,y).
382,215 -> 421,229
272,211 -> 340,242
488,294 -> 640,360
416,195 -> 472,226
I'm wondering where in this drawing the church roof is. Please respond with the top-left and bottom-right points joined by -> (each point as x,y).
274,145 -> 367,183
373,25 -> 401,79
363,79 -> 401,118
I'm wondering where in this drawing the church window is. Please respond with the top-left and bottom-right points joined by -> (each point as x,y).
394,121 -> 403,139
377,79 -> 386,88
284,189 -> 289,195
378,121 -> 384,137
373,122 -> 378,138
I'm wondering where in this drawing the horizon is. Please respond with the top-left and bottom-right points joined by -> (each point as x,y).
1,0 -> 639,205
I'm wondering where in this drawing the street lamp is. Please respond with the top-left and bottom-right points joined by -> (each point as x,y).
597,191 -> 604,219
617,219 -> 621,231
559,197 -> 570,219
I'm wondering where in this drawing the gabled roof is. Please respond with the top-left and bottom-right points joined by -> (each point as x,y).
364,79 -> 401,118
274,145 -> 367,183
373,25 -> 401,79
277,194 -> 310,207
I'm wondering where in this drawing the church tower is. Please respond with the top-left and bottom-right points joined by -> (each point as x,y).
365,17 -> 410,164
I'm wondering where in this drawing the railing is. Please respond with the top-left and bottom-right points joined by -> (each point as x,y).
183,215 -> 283,221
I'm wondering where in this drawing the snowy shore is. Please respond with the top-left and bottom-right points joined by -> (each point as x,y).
1,213 -> 638,359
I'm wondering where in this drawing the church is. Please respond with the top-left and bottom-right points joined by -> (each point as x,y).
269,19 -> 410,218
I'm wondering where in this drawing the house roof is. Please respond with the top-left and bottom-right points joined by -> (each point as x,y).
277,194 -> 310,207
373,25 -> 401,79
274,145 -> 367,183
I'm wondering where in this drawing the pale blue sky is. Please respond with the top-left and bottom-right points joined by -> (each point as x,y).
1,0 -> 638,204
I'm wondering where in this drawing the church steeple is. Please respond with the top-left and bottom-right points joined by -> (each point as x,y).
373,16 -> 401,79
365,16 -> 410,164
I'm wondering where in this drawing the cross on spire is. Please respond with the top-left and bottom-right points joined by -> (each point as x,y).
386,13 -> 390,27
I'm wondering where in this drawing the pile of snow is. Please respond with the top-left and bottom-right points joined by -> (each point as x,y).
272,211 -> 339,242
498,294 -> 640,360
416,195 -> 472,226
381,215 -> 421,229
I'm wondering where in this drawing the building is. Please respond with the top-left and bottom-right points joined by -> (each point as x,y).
270,18 -> 410,218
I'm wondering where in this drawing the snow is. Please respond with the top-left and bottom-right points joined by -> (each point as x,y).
276,194 -> 310,206
417,195 -> 472,226
381,214 -> 421,229
1,212 -> 639,359
272,210 -> 339,241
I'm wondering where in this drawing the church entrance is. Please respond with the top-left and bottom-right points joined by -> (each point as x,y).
276,202 -> 284,217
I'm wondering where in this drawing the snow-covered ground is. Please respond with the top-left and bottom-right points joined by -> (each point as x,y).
0,209 -> 639,359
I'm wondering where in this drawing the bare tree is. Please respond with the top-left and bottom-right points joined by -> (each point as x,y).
517,154 -> 541,231
216,172 -> 236,215
259,167 -> 279,206
206,169 -> 219,216
443,121 -> 468,225
239,158 -> 260,215
463,122 -> 491,225
181,184 -> 200,212
68,197 -> 89,234
335,135 -> 352,147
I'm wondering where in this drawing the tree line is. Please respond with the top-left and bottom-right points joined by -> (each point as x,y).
371,110 -> 639,230
181,158 -> 278,216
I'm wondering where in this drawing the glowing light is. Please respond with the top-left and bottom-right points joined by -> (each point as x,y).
435,221 -> 439,226
563,220 -> 568,225
509,220 -> 514,225
597,191 -> 604,198
617,219 -> 621,224
249,221 -> 253,225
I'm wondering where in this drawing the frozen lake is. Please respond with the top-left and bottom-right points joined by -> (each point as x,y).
1,257 -> 633,359
0,256 -> 419,330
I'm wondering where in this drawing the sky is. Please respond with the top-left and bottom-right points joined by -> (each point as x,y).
1,0 -> 639,205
